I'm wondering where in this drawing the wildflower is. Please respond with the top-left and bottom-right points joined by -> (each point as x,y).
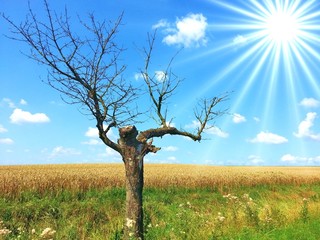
0,228 -> 12,236
126,218 -> 135,228
243,193 -> 249,199
303,198 -> 308,202
265,216 -> 272,223
216,212 -> 226,223
31,229 -> 36,234
223,193 -> 240,205
223,193 -> 231,199
242,193 -> 253,202
0,221 -> 11,236
40,227 -> 56,239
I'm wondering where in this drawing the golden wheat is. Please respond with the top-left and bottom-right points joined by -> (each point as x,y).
1,164 -> 320,196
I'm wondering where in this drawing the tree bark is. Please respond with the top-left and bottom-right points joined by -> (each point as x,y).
124,155 -> 144,239
119,126 -> 145,239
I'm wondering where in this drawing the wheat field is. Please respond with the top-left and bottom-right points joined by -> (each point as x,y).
1,164 -> 320,239
1,164 -> 320,196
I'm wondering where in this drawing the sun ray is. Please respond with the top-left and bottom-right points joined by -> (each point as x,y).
290,43 -> 320,97
209,0 -> 264,22
194,0 -> 320,164
229,39 -> 274,113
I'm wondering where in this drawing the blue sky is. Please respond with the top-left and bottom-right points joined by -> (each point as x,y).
1,0 -> 320,166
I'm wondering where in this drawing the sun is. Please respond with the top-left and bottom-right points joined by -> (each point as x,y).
199,0 -> 320,116
265,10 -> 299,44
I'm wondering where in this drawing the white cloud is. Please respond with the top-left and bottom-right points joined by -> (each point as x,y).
157,13 -> 208,48
49,146 -> 81,158
233,34 -> 248,45
299,98 -> 320,108
281,154 -> 296,162
84,126 -> 117,141
85,127 -> 99,138
10,108 -> 50,124
97,147 -> 121,161
152,19 -> 170,29
206,126 -> 229,138
185,120 -> 228,138
134,71 -> 167,82
253,117 -> 260,122
1,98 -> 16,108
248,155 -> 264,164
185,120 -> 199,129
20,99 -> 28,105
155,71 -> 167,82
233,113 -> 246,123
281,154 -> 320,163
134,73 -> 144,81
163,146 -> 178,152
0,138 -> 14,144
167,156 -> 177,161
294,112 -> 320,141
249,131 -> 288,144
0,125 -> 8,133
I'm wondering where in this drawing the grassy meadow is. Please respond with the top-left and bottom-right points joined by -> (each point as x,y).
1,164 -> 320,239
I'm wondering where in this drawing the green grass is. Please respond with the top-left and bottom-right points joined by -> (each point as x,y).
1,184 -> 320,239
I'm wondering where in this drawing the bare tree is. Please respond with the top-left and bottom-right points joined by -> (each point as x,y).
3,1 -> 227,239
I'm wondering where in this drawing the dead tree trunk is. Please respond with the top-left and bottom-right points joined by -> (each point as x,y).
124,156 -> 144,239
118,126 -> 158,239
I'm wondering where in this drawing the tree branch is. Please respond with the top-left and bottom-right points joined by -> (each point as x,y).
137,94 -> 228,142
137,126 -> 201,143
141,31 -> 183,127
3,1 -> 137,152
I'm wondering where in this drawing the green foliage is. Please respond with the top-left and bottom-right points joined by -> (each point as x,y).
1,185 -> 320,239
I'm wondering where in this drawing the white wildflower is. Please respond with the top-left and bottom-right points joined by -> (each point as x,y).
40,227 -> 56,238
216,212 -> 226,223
0,228 -> 12,235
126,218 -> 135,228
0,221 -> 11,236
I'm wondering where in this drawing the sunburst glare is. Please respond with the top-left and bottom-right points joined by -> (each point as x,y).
200,0 -> 320,111
193,0 -> 320,164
